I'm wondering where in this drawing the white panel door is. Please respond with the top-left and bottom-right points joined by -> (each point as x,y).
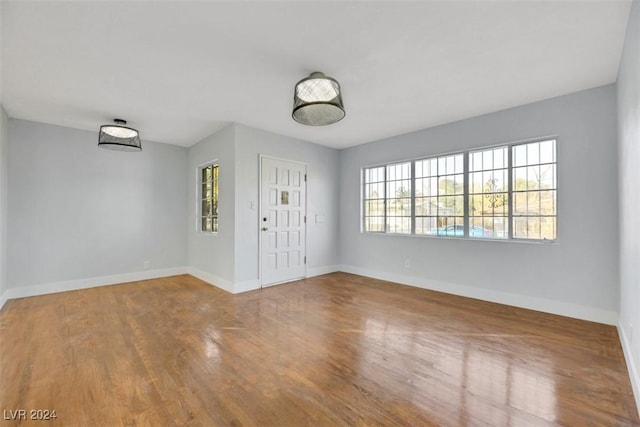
260,157 -> 307,287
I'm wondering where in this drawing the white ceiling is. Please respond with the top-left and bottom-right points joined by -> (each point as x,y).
0,1 -> 632,149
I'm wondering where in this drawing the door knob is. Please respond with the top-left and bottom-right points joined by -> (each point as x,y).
261,227 -> 268,231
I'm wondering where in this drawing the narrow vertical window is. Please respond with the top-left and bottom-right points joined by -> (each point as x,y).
200,163 -> 219,233
415,154 -> 464,236
512,139 -> 556,240
469,147 -> 509,238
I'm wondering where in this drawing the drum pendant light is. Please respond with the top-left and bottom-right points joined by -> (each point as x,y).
98,119 -> 142,151
292,72 -> 345,126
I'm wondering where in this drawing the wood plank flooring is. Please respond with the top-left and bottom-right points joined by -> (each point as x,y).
0,273 -> 638,426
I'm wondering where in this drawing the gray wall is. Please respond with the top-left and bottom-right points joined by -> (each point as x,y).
3,119 -> 340,296
186,123 -> 340,292
234,124 -> 340,289
7,119 -> 188,291
617,0 -> 640,409
0,107 -> 8,307
339,84 -> 619,323
187,125 -> 236,290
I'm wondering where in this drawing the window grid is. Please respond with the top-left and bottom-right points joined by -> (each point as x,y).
200,163 -> 219,233
463,153 -> 470,237
507,146 -> 514,240
410,161 -> 417,235
363,166 -> 386,233
511,140 -> 557,240
385,162 -> 412,234
414,154 -> 464,237
468,147 -> 509,239
362,138 -> 557,242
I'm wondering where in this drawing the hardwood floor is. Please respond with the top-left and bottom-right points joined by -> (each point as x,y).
0,273 -> 638,426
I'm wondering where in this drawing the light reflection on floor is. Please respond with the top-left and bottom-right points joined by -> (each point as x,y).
357,317 -> 558,424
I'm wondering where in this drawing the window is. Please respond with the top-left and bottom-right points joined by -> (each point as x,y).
363,162 -> 412,234
200,163 -> 219,233
363,166 -> 385,232
469,147 -> 508,239
512,140 -> 556,240
362,138 -> 557,241
386,162 -> 412,234
415,154 -> 464,236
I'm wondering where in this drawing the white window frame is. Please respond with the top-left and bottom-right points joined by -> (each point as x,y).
414,153 -> 465,237
361,137 -> 557,242
510,139 -> 557,241
468,145 -> 510,239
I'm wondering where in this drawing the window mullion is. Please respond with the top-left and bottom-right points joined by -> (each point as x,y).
411,161 -> 416,235
383,166 -> 388,233
463,151 -> 469,238
362,169 -> 366,233
508,145 -> 514,239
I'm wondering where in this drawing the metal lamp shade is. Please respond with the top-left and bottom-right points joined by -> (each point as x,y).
98,120 -> 142,151
292,72 -> 345,126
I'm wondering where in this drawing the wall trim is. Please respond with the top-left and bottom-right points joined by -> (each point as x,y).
2,267 -> 189,301
0,265 -> 341,303
187,267 -> 234,293
230,265 -> 341,294
337,265 -> 618,325
1,262 -> 620,325
232,265 -> 341,295
307,265 -> 340,278
618,323 -> 640,417
234,279 -> 260,294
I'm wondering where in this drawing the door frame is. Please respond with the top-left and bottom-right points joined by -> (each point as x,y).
258,154 -> 308,288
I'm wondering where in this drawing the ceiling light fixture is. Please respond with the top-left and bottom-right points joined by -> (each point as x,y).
98,119 -> 142,151
292,72 -> 345,126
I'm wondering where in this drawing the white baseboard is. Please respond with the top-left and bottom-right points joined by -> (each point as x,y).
307,265 -> 340,278
201,265 -> 340,295
187,267 -> 234,293
2,262 -> 617,327
236,265 -> 339,293
2,267 -> 189,301
618,323 -> 640,417
233,279 -> 260,293
337,265 -> 618,325
0,264 -> 341,302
